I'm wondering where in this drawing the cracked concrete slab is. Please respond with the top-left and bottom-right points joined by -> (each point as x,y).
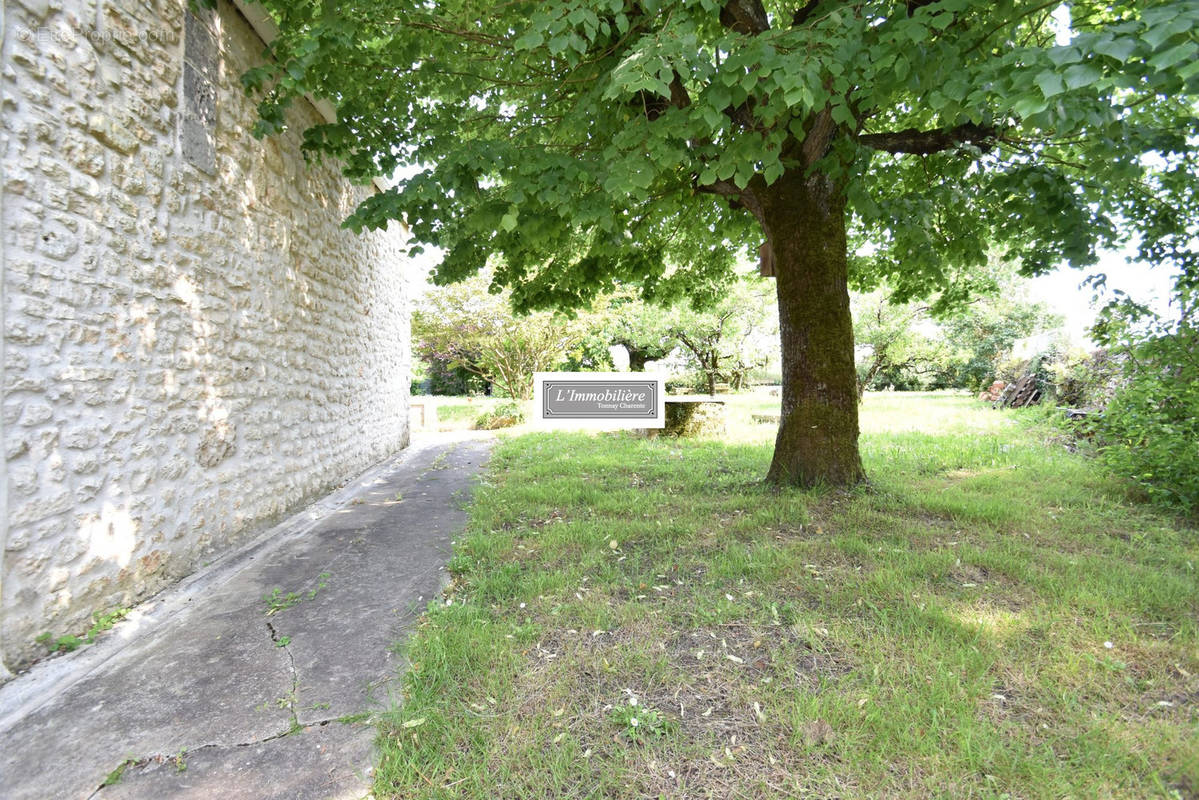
0,433 -> 491,800
97,721 -> 376,800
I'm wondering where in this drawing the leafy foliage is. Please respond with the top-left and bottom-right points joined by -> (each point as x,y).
1083,257 -> 1199,513
475,401 -> 527,430
664,277 -> 779,392
936,267 -> 1061,391
248,0 -> 1197,312
594,291 -> 679,371
853,262 -> 1059,394
1094,333 -> 1199,513
414,272 -> 587,399
851,289 -> 948,395
412,353 -> 487,396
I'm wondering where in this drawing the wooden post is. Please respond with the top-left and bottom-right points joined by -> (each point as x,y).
759,241 -> 775,277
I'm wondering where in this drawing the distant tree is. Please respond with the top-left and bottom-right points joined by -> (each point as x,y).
667,279 -> 778,394
853,262 -> 1060,394
414,354 -> 487,396
937,269 -> 1061,391
413,273 -> 584,400
598,290 -> 678,371
851,290 -> 948,398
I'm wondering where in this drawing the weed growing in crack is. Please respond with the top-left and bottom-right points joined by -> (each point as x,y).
308,572 -> 331,600
263,572 -> 332,615
36,607 -> 131,654
264,589 -> 303,615
101,758 -> 136,787
419,446 -> 456,478
275,636 -> 292,648
255,691 -> 298,715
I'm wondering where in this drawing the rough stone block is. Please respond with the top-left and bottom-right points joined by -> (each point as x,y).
86,113 -> 139,154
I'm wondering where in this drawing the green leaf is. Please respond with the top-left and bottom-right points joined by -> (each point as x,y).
1091,37 -> 1136,62
1046,46 -> 1081,66
763,160 -> 785,185
831,103 -> 855,127
1148,41 -> 1198,72
1012,93 -> 1047,118
1063,62 -> 1103,91
929,11 -> 953,31
1178,57 -> 1199,81
1034,71 -> 1065,98
514,30 -> 543,51
701,106 -> 724,130
1143,18 -> 1189,50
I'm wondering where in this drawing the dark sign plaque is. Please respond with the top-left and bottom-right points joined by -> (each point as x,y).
534,373 -> 665,428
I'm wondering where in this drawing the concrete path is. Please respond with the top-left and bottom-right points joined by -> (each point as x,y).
0,433 -> 492,800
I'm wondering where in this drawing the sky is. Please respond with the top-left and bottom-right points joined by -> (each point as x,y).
1024,6 -> 1183,347
1025,249 -> 1181,347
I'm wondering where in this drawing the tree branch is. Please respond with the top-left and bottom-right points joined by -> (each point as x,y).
695,179 -> 743,199
791,0 -> 821,27
858,122 -> 998,155
802,107 -> 838,165
720,0 -> 770,35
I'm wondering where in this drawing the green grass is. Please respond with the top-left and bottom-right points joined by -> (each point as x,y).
417,397 -> 508,430
377,391 -> 1198,798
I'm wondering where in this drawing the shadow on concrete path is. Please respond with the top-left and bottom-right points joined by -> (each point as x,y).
0,433 -> 493,800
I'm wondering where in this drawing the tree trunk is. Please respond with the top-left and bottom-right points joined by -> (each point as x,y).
762,174 -> 865,487
706,369 -> 717,396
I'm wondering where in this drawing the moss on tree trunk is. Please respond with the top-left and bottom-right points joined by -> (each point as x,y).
762,174 -> 866,488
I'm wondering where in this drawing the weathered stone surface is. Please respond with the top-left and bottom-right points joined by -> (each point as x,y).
1,0 -> 411,674
650,399 -> 728,438
86,114 -> 139,154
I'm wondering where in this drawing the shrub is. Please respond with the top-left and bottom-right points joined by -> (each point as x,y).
475,402 -> 525,430
1046,349 -> 1123,408
1089,330 -> 1199,513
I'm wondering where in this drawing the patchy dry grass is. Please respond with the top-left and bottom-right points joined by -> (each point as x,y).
377,392 -> 1198,798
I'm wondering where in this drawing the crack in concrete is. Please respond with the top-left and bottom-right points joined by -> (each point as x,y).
85,715 -> 368,797
265,620 -> 300,731
90,601 -> 339,796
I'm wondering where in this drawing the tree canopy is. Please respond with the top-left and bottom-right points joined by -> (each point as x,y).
249,0 -> 1196,301
245,0 -> 1199,485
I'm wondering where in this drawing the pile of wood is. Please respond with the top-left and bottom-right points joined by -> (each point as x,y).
977,380 -> 1006,402
995,374 -> 1042,408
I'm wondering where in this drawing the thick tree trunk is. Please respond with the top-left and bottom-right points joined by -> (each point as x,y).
762,174 -> 865,487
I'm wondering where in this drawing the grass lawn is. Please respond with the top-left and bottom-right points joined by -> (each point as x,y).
413,396 -> 507,431
379,391 -> 1198,798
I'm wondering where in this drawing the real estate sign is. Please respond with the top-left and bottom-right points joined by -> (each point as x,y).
533,372 -> 665,429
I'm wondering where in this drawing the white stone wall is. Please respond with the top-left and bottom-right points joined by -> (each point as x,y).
0,0 -> 410,675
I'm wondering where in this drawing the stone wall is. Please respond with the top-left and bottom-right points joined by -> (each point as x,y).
0,0 -> 411,676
